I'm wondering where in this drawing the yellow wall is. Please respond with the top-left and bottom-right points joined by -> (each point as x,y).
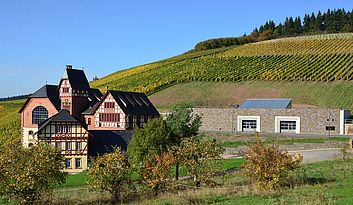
64,155 -> 88,173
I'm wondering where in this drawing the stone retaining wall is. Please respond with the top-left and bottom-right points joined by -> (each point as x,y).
193,108 -> 347,135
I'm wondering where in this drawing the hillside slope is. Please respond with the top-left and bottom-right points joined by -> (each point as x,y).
1,33 -> 353,145
0,100 -> 23,146
91,33 -> 353,94
149,81 -> 353,110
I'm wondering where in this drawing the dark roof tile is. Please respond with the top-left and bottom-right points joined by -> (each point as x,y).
19,85 -> 60,112
109,90 -> 159,116
61,68 -> 90,91
37,109 -> 79,131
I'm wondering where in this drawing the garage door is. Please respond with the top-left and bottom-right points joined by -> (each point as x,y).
242,120 -> 257,132
279,121 -> 296,133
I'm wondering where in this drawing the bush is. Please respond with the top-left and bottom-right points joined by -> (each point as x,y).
0,142 -> 67,204
242,133 -> 302,190
174,136 -> 224,187
142,152 -> 175,191
87,148 -> 135,203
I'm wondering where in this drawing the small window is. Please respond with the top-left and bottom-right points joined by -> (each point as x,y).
326,126 -> 335,131
75,158 -> 82,169
76,142 -> 82,151
65,158 -> 72,169
104,102 -> 115,108
62,87 -> 69,93
56,125 -> 72,133
66,142 -> 72,150
28,143 -> 33,148
87,118 -> 91,125
28,130 -> 34,135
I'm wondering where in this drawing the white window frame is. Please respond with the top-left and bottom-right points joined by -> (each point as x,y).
237,116 -> 261,132
275,116 -> 300,134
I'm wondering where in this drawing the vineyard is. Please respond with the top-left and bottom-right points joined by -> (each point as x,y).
1,33 -> 353,144
0,100 -> 23,146
90,33 -> 353,94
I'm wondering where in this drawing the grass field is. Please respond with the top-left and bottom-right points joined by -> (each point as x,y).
40,158 -> 353,204
137,159 -> 353,205
150,81 -> 353,110
221,136 -> 350,148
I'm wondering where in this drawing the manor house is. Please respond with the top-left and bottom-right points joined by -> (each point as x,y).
19,65 -> 159,172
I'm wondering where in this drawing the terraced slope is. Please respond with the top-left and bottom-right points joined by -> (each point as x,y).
91,33 -> 353,94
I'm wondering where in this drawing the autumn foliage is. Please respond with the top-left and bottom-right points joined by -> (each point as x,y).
242,134 -> 302,190
87,148 -> 135,203
174,136 -> 224,187
0,142 -> 67,204
142,152 -> 175,191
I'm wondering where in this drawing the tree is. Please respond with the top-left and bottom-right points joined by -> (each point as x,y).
87,148 -> 135,203
174,136 -> 224,187
166,107 -> 201,180
127,117 -> 172,167
142,152 -> 175,191
0,142 -> 67,204
242,134 -> 302,190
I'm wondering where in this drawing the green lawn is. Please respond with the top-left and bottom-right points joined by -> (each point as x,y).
221,136 -> 350,148
55,172 -> 87,188
141,159 -> 353,205
5,158 -> 351,204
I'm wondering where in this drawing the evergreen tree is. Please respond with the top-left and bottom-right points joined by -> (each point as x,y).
294,16 -> 302,34
273,23 -> 283,37
309,12 -> 316,32
303,14 -> 310,32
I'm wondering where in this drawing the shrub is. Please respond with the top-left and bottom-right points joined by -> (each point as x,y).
242,133 -> 302,190
174,136 -> 224,187
87,148 -> 135,203
0,142 -> 67,204
142,152 -> 175,191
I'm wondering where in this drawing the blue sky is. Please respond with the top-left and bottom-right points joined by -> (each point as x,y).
0,0 -> 352,97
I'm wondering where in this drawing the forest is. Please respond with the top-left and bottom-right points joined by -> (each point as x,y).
194,8 -> 353,51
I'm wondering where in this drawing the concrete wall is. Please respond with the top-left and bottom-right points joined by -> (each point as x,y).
193,108 -> 347,135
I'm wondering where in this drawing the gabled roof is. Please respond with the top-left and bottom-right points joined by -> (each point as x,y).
109,90 -> 160,116
37,109 -> 79,131
83,90 -> 159,116
239,98 -> 292,109
19,85 -> 61,113
60,68 -> 90,91
81,102 -> 101,115
89,88 -> 103,101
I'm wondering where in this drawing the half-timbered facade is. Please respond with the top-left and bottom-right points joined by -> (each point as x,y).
82,90 -> 159,131
36,110 -> 89,173
19,65 -> 160,172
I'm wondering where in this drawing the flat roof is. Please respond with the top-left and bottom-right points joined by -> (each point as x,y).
239,98 -> 292,109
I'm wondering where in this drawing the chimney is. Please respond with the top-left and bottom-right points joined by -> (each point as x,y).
66,65 -> 72,69
105,86 -> 109,94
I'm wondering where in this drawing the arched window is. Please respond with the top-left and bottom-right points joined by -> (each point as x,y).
32,106 -> 48,124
